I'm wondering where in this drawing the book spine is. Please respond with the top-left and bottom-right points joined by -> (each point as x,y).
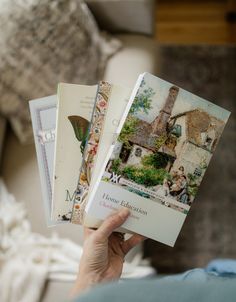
71,82 -> 111,224
51,84 -> 61,221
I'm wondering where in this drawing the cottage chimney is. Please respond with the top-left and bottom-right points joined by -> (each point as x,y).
151,85 -> 179,135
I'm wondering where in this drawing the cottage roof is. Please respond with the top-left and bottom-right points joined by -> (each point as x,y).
171,109 -> 225,150
128,118 -> 176,158
128,119 -> 157,151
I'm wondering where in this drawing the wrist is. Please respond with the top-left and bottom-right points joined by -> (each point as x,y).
70,272 -> 103,297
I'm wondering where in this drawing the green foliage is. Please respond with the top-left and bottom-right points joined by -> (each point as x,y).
186,160 -> 208,198
187,160 -> 208,198
122,165 -> 170,187
187,173 -> 198,184
187,185 -> 198,197
187,172 -> 200,197
118,116 -> 138,147
110,158 -> 122,174
129,80 -> 154,115
200,158 -> 208,170
155,134 -> 168,150
122,165 -> 136,179
142,152 -> 171,169
118,80 -> 154,147
102,177 -> 110,182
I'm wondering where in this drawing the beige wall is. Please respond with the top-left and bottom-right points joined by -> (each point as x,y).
171,141 -> 212,178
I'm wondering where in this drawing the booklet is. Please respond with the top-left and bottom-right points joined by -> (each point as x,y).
70,81 -> 112,224
85,72 -> 230,246
29,95 -> 59,226
52,83 -> 98,222
71,82 -> 131,225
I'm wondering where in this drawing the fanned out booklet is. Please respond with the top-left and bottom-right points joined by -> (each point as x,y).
30,72 -> 230,246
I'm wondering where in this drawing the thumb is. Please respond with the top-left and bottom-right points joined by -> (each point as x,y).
95,208 -> 130,241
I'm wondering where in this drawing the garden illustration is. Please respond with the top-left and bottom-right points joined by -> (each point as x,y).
102,76 -> 226,213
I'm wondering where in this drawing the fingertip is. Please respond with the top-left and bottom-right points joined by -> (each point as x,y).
118,207 -> 130,220
95,208 -> 130,240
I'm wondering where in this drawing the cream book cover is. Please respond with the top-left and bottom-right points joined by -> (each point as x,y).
85,72 -> 230,246
52,83 -> 97,222
71,82 -> 132,225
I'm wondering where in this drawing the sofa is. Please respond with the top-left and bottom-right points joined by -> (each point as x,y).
0,0 -> 159,301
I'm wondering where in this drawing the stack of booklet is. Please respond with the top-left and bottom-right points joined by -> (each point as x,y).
30,72 -> 230,247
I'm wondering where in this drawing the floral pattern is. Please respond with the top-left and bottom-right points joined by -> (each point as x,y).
71,82 -> 112,224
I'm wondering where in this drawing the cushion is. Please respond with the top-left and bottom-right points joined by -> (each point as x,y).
104,34 -> 159,87
86,0 -> 156,35
0,0 -> 121,143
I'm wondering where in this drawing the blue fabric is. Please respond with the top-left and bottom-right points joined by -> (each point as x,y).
73,259 -> 236,302
163,259 -> 236,282
206,259 -> 236,276
74,278 -> 236,302
163,268 -> 219,282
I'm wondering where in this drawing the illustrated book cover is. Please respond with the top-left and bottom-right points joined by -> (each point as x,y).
71,82 -> 131,225
52,83 -> 97,222
29,95 -> 59,226
85,72 -> 231,246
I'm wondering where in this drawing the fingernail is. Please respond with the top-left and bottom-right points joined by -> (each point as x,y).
119,208 -> 130,219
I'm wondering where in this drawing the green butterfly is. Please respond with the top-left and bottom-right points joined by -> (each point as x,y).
68,115 -> 90,154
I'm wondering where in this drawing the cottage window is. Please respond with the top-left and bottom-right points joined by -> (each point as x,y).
194,167 -> 202,177
171,124 -> 182,137
205,136 -> 212,145
135,147 -> 142,157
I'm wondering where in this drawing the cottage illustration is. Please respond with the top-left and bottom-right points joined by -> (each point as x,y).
119,86 -> 179,168
106,82 -> 226,209
168,109 -> 224,179
113,86 -> 224,173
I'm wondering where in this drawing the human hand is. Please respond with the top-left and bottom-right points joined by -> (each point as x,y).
70,208 -> 145,297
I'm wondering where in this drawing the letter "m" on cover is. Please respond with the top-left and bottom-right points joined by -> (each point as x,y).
65,190 -> 76,202
109,172 -> 121,184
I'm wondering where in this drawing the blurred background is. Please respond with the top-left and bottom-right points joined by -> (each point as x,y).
144,0 -> 236,273
156,0 -> 236,44
0,0 -> 235,301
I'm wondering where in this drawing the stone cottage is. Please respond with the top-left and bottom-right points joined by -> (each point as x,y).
118,85 -> 179,167
113,84 -> 224,181
168,109 -> 225,179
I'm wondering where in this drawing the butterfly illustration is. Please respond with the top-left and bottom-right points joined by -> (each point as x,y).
68,115 -> 90,154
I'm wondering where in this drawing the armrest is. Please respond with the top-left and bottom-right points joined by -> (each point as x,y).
85,0 -> 156,36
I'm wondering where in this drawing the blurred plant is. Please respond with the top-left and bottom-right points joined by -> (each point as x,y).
110,158 -> 122,174
187,185 -> 198,197
119,79 -> 154,148
187,158 -> 208,197
155,134 -> 168,150
142,152 -> 171,169
122,165 -> 170,187
129,79 -> 154,115
102,177 -> 110,182
118,116 -> 138,148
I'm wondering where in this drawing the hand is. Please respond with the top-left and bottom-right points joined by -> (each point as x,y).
70,208 -> 145,297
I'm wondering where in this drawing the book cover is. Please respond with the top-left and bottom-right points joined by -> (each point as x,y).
52,83 -> 98,222
85,72 -> 231,246
71,82 -> 131,225
29,95 -> 59,226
